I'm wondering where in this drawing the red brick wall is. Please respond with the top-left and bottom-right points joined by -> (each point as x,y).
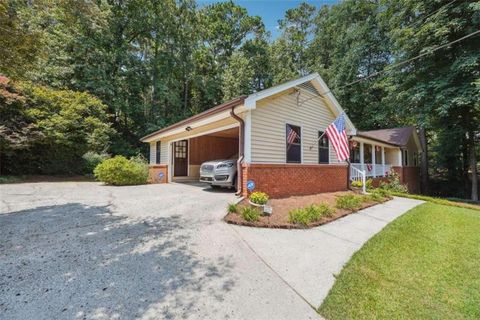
148,165 -> 168,184
242,163 -> 348,198
392,166 -> 420,193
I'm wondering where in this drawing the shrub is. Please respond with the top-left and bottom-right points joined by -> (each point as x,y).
367,191 -> 384,202
249,191 -> 269,205
227,203 -> 238,213
351,178 -> 373,190
288,208 -> 310,225
380,170 -> 408,193
289,203 -> 335,226
336,194 -> 363,210
82,151 -> 110,174
94,155 -> 148,185
242,206 -> 260,222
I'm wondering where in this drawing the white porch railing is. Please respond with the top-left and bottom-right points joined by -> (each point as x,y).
350,166 -> 366,193
351,163 -> 391,178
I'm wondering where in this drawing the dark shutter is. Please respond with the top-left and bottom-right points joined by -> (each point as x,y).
156,141 -> 161,164
318,131 -> 329,163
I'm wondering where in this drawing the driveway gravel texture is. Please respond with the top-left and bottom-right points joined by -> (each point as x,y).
0,181 -> 423,319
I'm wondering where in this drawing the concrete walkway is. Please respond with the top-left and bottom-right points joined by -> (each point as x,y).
231,196 -> 424,308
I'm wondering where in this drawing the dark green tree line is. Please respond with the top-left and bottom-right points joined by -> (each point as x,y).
1,0 -> 478,199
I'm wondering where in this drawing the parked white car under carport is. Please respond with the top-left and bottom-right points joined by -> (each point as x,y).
199,159 -> 237,190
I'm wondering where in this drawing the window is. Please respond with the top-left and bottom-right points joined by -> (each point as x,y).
375,146 -> 382,164
403,149 -> 408,166
413,151 -> 418,166
156,141 -> 161,164
350,141 -> 360,163
286,124 -> 301,163
364,143 -> 372,163
318,131 -> 329,163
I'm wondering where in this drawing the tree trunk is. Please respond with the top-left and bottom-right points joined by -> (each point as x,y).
469,132 -> 478,201
418,127 -> 429,194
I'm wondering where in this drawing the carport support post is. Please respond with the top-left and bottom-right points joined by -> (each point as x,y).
230,107 -> 245,195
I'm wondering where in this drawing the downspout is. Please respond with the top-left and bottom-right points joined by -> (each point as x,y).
230,107 -> 244,196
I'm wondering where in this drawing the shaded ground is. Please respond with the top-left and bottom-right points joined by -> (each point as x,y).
0,182 -> 319,320
319,203 -> 480,319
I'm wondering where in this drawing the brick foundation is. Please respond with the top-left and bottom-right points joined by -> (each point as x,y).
393,166 -> 420,193
148,165 -> 168,183
242,163 -> 348,198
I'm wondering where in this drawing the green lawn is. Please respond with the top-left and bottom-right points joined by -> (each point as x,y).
319,202 -> 480,320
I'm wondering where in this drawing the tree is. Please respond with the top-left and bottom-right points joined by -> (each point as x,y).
0,77 -> 115,174
270,2 -> 316,83
222,52 -> 255,100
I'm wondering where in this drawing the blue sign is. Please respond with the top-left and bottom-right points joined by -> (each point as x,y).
158,172 -> 165,180
246,180 -> 255,191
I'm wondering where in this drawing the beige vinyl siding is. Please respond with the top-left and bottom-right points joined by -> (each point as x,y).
160,141 -> 168,164
149,141 -> 168,165
251,88 -> 341,164
149,142 -> 156,164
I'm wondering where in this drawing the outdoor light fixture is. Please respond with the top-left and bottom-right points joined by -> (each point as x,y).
185,126 -> 192,131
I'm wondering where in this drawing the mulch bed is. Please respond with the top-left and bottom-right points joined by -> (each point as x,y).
224,191 -> 392,229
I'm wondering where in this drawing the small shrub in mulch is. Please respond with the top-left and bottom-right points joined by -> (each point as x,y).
227,203 -> 238,213
288,203 -> 335,226
249,191 -> 269,205
224,190 -> 392,229
241,206 -> 261,222
335,194 -> 363,210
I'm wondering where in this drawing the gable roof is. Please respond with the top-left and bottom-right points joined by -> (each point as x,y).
357,126 -> 416,147
244,73 -> 357,134
140,96 -> 246,142
140,73 -> 357,142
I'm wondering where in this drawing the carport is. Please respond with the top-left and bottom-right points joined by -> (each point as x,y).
140,96 -> 246,189
170,127 -> 239,182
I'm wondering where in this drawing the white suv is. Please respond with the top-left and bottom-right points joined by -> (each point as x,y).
199,159 -> 237,190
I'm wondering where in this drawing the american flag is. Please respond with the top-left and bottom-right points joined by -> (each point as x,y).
287,125 -> 298,144
325,113 -> 350,161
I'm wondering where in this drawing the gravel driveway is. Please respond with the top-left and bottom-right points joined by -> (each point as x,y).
0,182 -> 319,320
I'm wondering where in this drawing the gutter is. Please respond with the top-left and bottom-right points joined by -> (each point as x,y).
230,107 -> 245,196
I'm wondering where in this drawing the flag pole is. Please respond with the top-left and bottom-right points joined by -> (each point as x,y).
309,131 -> 326,150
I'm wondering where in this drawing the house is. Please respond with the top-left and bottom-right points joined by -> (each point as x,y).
140,73 -> 421,197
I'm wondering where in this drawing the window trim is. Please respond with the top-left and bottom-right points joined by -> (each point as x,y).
285,123 -> 302,164
156,141 -> 161,164
318,130 -> 329,164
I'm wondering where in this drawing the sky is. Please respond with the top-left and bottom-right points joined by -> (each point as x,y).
197,0 -> 340,39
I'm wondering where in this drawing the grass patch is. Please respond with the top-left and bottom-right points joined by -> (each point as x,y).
319,203 -> 480,319
241,206 -> 260,222
391,192 -> 480,211
288,203 -> 335,226
0,175 -> 25,184
335,194 -> 363,210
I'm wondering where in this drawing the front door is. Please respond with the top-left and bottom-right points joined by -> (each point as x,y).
174,140 -> 188,176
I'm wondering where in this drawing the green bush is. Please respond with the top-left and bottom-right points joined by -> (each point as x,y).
242,206 -> 260,222
289,203 -> 335,226
249,191 -> 269,205
380,170 -> 408,193
227,203 -> 238,213
288,208 -> 310,225
82,151 -> 110,174
367,191 -> 384,202
336,194 -> 363,210
94,155 -> 148,185
351,178 -> 373,190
